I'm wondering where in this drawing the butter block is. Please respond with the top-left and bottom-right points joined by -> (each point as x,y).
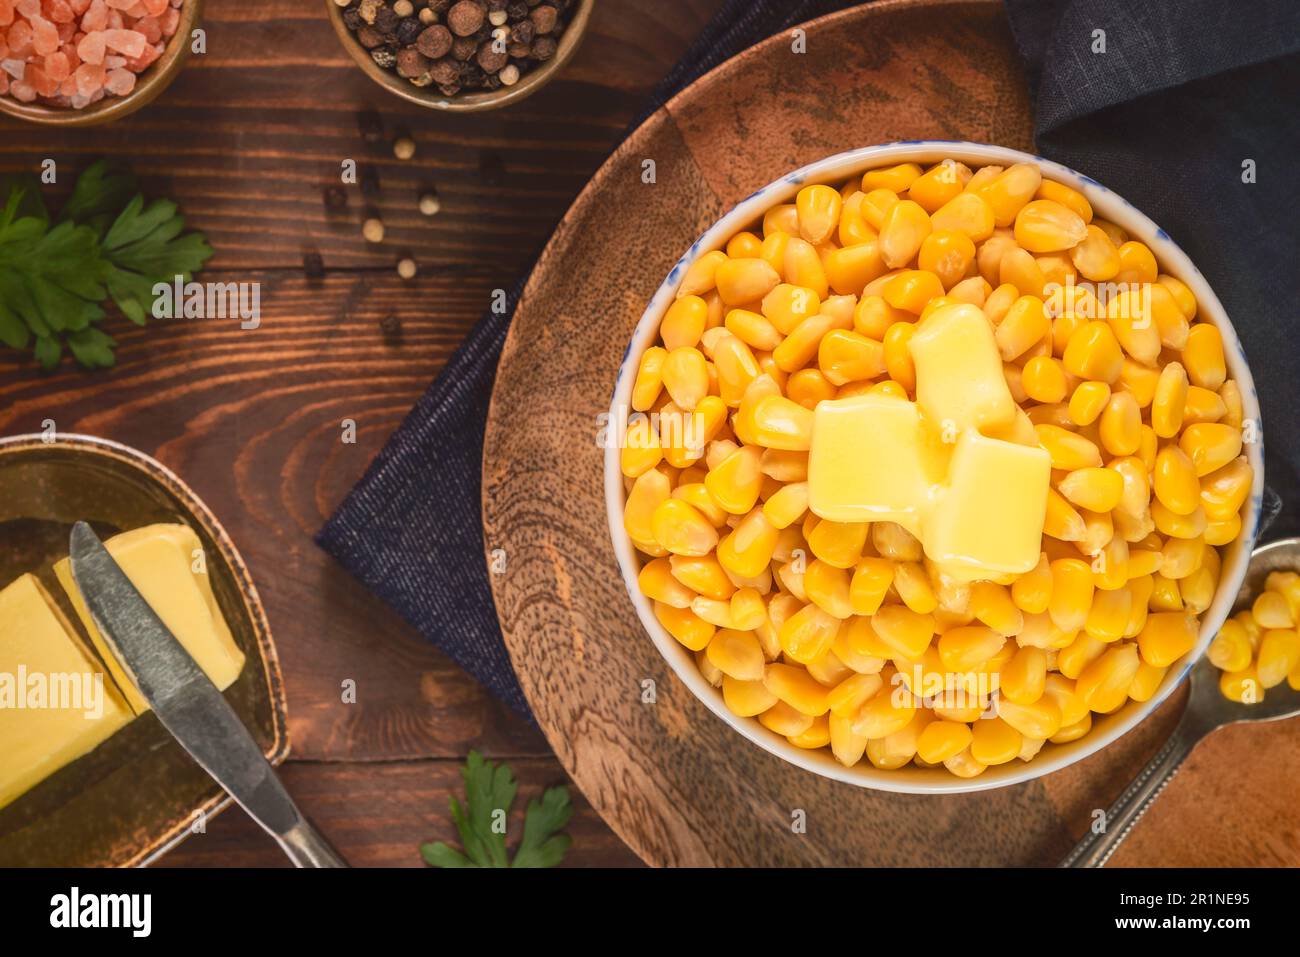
55,524 -> 245,714
0,574 -> 134,809
909,303 -> 1017,434
926,429 -> 1051,579
808,393 -> 936,530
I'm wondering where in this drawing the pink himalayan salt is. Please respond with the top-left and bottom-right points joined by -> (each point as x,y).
102,62 -> 128,92
42,46 -> 66,78
43,0 -> 74,23
8,78 -> 34,100
100,26 -> 140,56
7,19 -> 32,55
74,26 -> 100,62
71,58 -> 100,94
0,72 -> 7,94
2,0 -> 182,108
80,0 -> 103,30
29,13 -> 56,53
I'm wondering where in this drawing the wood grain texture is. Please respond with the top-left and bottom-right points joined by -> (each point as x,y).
158,759 -> 641,868
484,0 -> 1300,867
0,0 -> 727,865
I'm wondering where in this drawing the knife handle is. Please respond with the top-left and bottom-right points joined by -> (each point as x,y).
275,818 -> 349,868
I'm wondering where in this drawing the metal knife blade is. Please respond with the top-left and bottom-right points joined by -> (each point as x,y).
68,522 -> 346,868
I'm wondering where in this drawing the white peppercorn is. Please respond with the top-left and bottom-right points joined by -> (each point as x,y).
499,63 -> 519,85
363,218 -> 385,243
393,136 -> 416,160
397,258 -> 418,279
419,193 -> 441,216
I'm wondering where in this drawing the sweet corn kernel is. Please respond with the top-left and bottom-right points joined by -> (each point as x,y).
795,184 -> 842,245
862,163 -> 923,193
1137,612 -> 1198,668
655,601 -> 715,651
1153,446 -> 1201,515
969,717 -> 1022,765
717,509 -> 779,578
878,200 -> 932,269
1219,665 -> 1263,705
1076,643 -> 1140,713
1058,467 -> 1124,513
1062,321 -> 1124,383
1179,423 -> 1242,478
1183,323 -> 1226,390
1014,199 -> 1087,252
1151,362 -> 1189,438
916,720 -> 972,764
852,685 -> 916,739
937,625 -> 1004,672
715,257 -> 781,306
1258,629 -> 1300,688
1253,590 -> 1294,629
871,604 -> 935,659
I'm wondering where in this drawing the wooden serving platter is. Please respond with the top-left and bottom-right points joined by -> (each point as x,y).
482,0 -> 1300,866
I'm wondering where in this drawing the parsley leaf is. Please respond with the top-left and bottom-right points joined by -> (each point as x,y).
0,159 -> 211,369
512,785 -> 574,868
100,195 -> 212,326
419,751 -> 574,869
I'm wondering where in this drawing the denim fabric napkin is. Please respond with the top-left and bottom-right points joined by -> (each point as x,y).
319,0 -> 1300,717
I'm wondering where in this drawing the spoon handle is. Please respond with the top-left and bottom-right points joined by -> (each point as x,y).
1059,719 -> 1207,868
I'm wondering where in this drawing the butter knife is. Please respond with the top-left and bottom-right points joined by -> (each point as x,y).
68,521 -> 347,868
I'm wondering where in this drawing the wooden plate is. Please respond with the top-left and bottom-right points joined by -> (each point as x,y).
0,434 -> 287,867
483,0 -> 1300,866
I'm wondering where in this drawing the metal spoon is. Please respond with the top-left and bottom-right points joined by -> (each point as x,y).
1061,536 -> 1300,867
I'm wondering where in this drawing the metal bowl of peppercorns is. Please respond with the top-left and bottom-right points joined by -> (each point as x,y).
327,0 -> 592,112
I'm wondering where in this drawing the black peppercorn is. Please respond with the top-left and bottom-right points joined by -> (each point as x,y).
303,250 -> 325,279
427,0 -> 452,14
531,34 -> 556,59
380,314 -> 403,340
506,0 -> 526,19
356,25 -> 385,48
375,4 -> 401,34
437,82 -> 461,96
359,164 -> 382,196
342,7 -> 362,30
508,18 -> 533,44
396,17 -> 422,44
322,185 -> 347,209
430,57 -> 460,85
451,35 -> 477,59
529,4 -> 556,34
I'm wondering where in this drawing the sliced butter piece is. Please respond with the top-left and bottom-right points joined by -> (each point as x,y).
909,303 -> 1017,435
925,428 -> 1051,580
808,393 -> 936,531
0,574 -> 134,809
55,524 -> 245,714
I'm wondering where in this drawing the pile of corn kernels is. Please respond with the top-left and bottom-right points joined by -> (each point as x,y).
0,0 -> 183,109
622,158 -> 1255,778
1210,572 -> 1300,703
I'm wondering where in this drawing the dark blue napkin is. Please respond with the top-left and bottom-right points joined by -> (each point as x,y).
319,0 -> 1300,718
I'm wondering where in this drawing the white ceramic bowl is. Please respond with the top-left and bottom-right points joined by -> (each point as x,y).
605,141 -> 1266,793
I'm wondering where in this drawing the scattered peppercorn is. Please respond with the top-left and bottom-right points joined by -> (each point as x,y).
380,314 -> 403,340
323,184 -> 348,209
357,108 -> 385,143
393,136 -> 417,160
339,0 -> 575,98
363,217 -> 386,243
419,192 -> 441,216
397,257 -> 418,279
303,250 -> 326,279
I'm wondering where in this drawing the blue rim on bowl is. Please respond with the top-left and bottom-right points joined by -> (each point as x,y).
604,141 -> 1265,794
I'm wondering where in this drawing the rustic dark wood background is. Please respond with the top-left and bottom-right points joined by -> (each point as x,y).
0,0 -> 731,867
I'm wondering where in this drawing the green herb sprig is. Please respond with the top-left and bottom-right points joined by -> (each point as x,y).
0,160 -> 212,370
420,751 -> 574,869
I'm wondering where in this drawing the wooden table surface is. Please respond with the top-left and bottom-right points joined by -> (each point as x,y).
0,0 -> 731,867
